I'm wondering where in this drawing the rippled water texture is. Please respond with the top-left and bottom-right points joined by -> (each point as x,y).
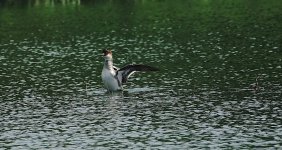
0,0 -> 282,149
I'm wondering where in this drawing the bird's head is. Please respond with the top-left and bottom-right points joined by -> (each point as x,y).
102,49 -> 113,60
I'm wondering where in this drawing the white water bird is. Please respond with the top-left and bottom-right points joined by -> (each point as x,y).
101,49 -> 159,92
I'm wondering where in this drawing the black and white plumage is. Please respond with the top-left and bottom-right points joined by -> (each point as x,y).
101,49 -> 159,92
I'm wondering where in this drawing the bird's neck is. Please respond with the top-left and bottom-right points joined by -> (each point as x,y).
104,59 -> 114,70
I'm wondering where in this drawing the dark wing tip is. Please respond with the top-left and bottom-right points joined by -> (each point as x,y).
119,64 -> 159,72
147,65 -> 160,71
138,65 -> 160,71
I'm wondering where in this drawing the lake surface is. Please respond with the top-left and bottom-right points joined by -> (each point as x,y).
0,0 -> 282,149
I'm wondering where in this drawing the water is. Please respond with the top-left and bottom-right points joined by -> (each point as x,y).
1,0 -> 282,149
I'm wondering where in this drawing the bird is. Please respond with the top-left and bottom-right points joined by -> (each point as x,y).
101,49 -> 159,92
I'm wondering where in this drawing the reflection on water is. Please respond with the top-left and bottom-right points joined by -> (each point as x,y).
0,0 -> 282,149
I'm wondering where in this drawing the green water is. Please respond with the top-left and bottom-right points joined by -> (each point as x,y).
0,0 -> 282,149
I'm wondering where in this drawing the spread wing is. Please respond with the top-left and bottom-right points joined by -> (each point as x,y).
116,64 -> 159,83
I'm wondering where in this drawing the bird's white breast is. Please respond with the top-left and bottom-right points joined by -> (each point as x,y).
102,68 -> 121,91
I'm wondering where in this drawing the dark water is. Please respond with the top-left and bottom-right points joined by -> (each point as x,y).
1,0 -> 282,149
